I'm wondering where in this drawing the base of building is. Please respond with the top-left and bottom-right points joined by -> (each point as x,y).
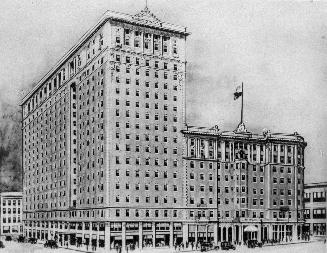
24,221 -> 307,252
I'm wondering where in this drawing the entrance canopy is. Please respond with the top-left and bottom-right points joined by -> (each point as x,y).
244,225 -> 258,232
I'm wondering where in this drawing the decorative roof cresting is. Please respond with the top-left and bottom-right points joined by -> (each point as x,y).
133,6 -> 162,25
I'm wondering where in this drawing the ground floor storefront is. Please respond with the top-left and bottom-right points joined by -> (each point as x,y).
23,221 -> 307,252
303,222 -> 326,239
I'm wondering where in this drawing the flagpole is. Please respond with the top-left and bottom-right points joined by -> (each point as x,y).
241,82 -> 244,124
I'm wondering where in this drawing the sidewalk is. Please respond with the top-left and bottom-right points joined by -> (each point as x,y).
262,239 -> 316,247
42,239 -> 322,253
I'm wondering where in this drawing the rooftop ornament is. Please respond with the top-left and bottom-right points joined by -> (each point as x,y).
132,4 -> 162,26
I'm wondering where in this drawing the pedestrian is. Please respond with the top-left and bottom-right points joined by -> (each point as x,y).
191,241 -> 194,250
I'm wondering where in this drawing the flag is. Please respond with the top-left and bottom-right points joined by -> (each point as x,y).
234,85 -> 242,100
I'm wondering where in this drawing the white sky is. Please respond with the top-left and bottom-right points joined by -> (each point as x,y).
0,0 -> 326,183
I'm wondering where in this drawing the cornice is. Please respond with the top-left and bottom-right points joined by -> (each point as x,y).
182,129 -> 307,146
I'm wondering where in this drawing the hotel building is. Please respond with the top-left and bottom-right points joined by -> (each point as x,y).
0,192 -> 23,237
181,125 -> 306,243
21,6 -> 188,251
304,182 -> 326,238
21,5 -> 307,252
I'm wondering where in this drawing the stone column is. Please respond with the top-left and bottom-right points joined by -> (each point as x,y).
122,222 -> 126,252
105,222 -> 111,252
268,224 -> 273,241
221,141 -> 226,162
283,225 -> 287,242
195,225 -> 198,243
258,224 -> 262,242
233,225 -> 236,243
213,223 -> 218,245
152,222 -> 156,248
96,234 -> 100,249
204,140 -> 209,158
182,223 -> 188,246
139,222 -> 143,250
169,222 -> 174,248
292,224 -> 297,241
68,234 -> 71,246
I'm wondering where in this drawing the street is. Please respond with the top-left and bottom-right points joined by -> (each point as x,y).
0,241 -> 325,253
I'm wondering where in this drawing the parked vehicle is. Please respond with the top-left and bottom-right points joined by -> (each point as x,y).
221,241 -> 236,250
200,241 -> 219,252
28,237 -> 37,244
247,240 -> 263,248
44,240 -> 58,249
5,236 -> 12,241
17,235 -> 25,243
200,242 -> 212,252
0,241 -> 5,248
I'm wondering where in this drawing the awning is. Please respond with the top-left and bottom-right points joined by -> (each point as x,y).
244,225 -> 258,232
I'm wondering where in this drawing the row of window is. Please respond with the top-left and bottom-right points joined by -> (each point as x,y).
115,133 -> 179,142
115,109 -> 178,122
115,196 -> 177,204
116,100 -> 178,110
115,29 -> 178,55
115,65 -> 180,80
2,200 -> 21,206
115,157 -> 179,166
116,122 -> 177,132
115,209 -> 179,218
115,54 -> 179,71
272,199 -> 293,206
2,217 -> 21,223
114,87 -> 178,101
2,208 -> 21,214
